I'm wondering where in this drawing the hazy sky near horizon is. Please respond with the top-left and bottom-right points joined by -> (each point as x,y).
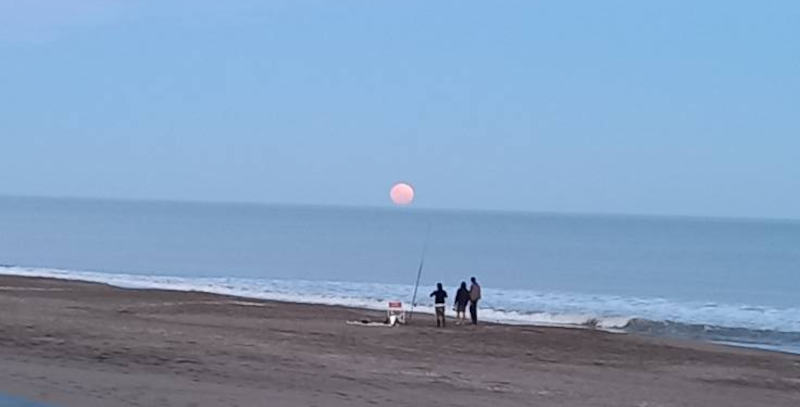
1,1 -> 798,218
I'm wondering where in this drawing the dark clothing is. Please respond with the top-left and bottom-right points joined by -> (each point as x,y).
455,287 -> 470,311
431,288 -> 447,328
469,282 -> 481,325
469,299 -> 479,324
435,306 -> 446,327
430,289 -> 448,304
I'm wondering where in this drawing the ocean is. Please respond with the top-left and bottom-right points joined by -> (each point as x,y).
0,394 -> 54,407
1,196 -> 798,353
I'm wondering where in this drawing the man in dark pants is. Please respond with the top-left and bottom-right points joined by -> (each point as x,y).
469,276 -> 481,325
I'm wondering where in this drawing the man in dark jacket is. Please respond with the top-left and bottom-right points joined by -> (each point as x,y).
430,283 -> 448,328
469,277 -> 481,325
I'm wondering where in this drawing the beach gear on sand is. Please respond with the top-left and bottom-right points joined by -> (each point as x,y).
387,301 -> 406,324
346,314 -> 399,327
345,301 -> 406,327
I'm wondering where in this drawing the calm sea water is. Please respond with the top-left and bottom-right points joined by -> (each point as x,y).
1,196 -> 798,352
0,394 -> 55,407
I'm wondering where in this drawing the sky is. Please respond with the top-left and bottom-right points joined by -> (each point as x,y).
1,1 -> 798,219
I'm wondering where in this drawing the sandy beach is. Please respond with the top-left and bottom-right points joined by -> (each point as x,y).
1,276 -> 798,407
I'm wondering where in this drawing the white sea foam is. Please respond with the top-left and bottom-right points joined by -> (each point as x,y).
2,265 -> 799,352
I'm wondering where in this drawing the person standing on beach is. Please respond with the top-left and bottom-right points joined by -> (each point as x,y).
454,281 -> 470,325
430,283 -> 448,328
469,277 -> 481,325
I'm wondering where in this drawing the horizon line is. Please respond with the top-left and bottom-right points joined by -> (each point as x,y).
1,193 -> 798,224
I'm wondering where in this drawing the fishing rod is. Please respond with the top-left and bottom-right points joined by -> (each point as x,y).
408,221 -> 432,322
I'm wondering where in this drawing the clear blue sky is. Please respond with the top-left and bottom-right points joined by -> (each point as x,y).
1,1 -> 798,218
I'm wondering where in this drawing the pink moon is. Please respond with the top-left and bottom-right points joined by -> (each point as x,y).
390,182 -> 415,205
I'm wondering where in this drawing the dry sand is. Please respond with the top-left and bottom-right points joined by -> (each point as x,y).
1,275 -> 799,407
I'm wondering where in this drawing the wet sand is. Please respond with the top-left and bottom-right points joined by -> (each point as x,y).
1,275 -> 799,407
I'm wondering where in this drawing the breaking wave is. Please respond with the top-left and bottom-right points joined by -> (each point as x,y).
1,265 -> 798,354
